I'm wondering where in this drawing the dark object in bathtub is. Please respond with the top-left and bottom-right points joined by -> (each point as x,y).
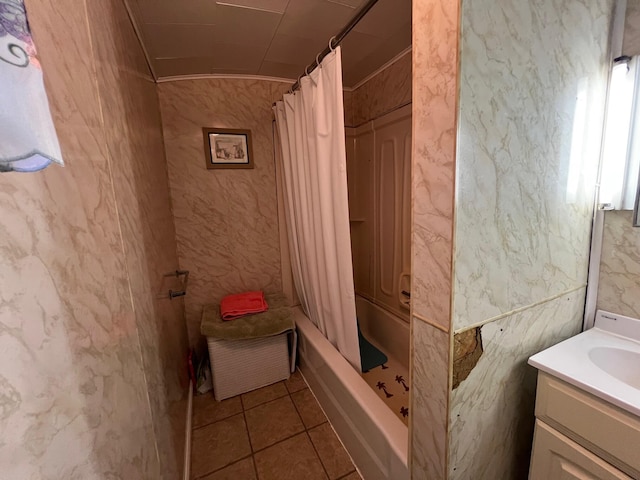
376,381 -> 393,398
358,318 -> 388,372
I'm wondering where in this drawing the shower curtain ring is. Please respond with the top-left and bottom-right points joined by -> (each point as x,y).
305,64 -> 311,75
328,36 -> 336,52
316,52 -> 322,68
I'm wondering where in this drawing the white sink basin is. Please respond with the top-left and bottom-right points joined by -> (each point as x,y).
588,347 -> 640,390
529,310 -> 640,417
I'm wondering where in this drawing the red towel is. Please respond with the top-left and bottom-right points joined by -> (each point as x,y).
220,291 -> 268,321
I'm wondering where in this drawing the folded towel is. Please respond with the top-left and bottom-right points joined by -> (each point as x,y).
220,290 -> 268,321
202,293 -> 293,340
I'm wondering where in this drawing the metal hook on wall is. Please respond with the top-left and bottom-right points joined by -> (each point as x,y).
158,269 -> 190,300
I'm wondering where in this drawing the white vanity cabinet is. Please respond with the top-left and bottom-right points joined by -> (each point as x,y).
529,373 -> 640,480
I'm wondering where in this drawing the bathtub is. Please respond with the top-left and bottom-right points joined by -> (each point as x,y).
293,297 -> 409,480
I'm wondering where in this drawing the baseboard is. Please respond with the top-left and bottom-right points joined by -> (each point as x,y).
183,381 -> 193,480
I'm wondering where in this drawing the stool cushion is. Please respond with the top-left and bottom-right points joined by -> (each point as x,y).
201,293 -> 294,340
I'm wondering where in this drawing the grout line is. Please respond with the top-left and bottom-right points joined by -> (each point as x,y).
193,454 -> 254,479
453,284 -> 587,334
192,409 -> 240,432
242,386 -> 289,412
251,429 -> 310,455
412,312 -> 450,333
250,452 -> 260,480
305,429 -> 331,480
336,471 -> 357,480
239,396 -> 256,454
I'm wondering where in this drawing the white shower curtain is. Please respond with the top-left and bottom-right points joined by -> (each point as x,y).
273,47 -> 361,372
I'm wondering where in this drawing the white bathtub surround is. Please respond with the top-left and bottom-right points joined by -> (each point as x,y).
274,47 -> 361,371
294,308 -> 408,480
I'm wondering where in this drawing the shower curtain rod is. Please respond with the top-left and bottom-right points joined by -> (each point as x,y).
289,0 -> 380,92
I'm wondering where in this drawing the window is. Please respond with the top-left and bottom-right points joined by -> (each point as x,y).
599,56 -> 640,225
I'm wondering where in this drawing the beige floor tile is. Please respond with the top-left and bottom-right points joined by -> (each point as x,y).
284,369 -> 307,393
191,414 -> 252,478
245,396 -> 305,451
291,388 -> 327,429
254,433 -> 328,480
241,382 -> 288,410
308,423 -> 355,480
193,393 -> 243,428
199,457 -> 256,480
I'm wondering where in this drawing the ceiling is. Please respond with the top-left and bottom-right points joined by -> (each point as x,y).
127,0 -> 411,87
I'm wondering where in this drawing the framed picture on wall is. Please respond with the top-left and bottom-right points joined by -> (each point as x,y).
203,128 -> 254,169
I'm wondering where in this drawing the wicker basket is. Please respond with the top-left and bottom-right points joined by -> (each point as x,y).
207,333 -> 291,401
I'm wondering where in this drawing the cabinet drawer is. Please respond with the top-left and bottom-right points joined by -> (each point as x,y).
530,420 -> 632,480
535,373 -> 640,478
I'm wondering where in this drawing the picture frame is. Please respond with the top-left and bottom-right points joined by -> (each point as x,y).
203,128 -> 253,169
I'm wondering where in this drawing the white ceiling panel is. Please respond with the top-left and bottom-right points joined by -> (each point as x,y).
131,0 -> 218,24
353,0 -> 411,36
143,24 -> 217,58
343,21 -> 411,86
259,60 -> 306,80
211,4 -> 282,46
277,0 -> 355,41
154,57 -> 215,77
325,0 -> 363,8
340,30 -> 382,68
127,0 -> 412,86
264,33 -> 324,66
215,0 -> 290,14
210,42 -> 268,71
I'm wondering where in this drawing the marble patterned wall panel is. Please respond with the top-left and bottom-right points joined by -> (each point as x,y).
449,288 -> 585,480
624,0 -> 640,56
85,1 -> 189,477
0,0 -> 160,477
158,79 -> 290,347
351,51 -> 411,127
411,0 -> 459,331
453,0 -> 614,330
411,320 -> 450,480
597,210 -> 640,320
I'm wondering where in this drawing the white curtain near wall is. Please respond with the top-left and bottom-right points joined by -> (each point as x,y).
273,47 -> 361,372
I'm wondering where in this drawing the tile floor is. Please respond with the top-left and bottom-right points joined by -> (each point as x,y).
190,370 -> 362,480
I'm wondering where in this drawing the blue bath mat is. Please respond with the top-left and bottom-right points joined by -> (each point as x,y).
358,320 -> 388,372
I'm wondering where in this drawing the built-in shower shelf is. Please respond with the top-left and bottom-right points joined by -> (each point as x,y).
349,218 -> 365,222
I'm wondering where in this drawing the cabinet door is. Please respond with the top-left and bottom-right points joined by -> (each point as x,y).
529,421 -> 632,480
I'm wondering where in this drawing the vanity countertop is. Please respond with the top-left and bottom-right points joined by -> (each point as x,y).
529,310 -> 640,417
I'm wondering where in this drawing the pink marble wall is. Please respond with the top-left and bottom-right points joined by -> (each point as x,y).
85,1 -> 189,477
349,51 -> 412,127
0,0 -> 186,478
158,78 -> 290,348
410,0 -> 459,477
